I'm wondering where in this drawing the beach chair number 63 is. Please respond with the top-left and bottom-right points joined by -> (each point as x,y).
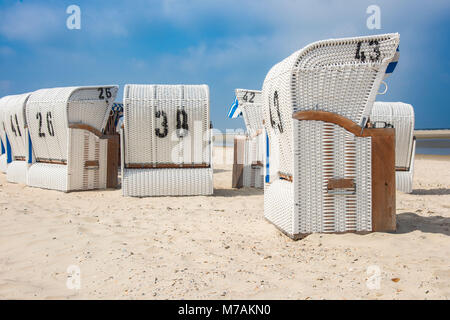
9,114 -> 22,137
269,91 -> 284,134
154,108 -> 189,139
35,112 -> 55,137
355,40 -> 381,62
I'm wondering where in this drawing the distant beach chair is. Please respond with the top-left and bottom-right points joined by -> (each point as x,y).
229,89 -> 265,189
0,96 -> 9,173
262,33 -> 400,239
121,84 -> 213,197
0,92 -> 32,184
25,86 -> 119,192
371,102 -> 415,193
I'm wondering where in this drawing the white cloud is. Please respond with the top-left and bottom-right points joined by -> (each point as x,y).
0,3 -> 61,42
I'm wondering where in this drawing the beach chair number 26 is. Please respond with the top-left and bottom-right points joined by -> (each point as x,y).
154,108 -> 189,139
98,88 -> 113,100
35,112 -> 55,138
269,91 -> 284,134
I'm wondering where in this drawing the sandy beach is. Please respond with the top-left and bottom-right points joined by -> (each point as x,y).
0,148 -> 449,300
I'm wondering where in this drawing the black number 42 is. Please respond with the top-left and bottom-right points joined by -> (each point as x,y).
242,91 -> 255,103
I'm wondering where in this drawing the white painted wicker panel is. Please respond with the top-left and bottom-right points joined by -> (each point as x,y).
264,180 -> 295,236
27,163 -> 68,192
0,154 -> 6,173
371,102 -> 415,169
6,160 -> 28,184
122,167 -> 213,197
2,93 -> 30,160
68,86 -> 118,132
235,89 -> 263,136
242,134 -> 264,188
294,121 -> 372,234
124,84 -> 210,165
67,129 -> 107,191
396,140 -> 415,193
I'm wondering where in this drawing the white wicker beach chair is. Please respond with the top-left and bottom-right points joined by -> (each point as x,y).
233,89 -> 265,188
371,102 -> 415,193
0,93 -> 33,184
121,84 -> 213,197
25,86 -> 118,192
262,33 -> 400,239
0,96 -> 9,173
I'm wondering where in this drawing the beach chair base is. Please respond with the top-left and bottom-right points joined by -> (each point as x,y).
27,163 -> 68,191
122,167 -> 213,197
6,160 -> 28,184
396,169 -> 413,194
0,154 -> 7,173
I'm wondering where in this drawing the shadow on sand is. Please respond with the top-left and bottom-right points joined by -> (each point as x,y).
411,188 -> 450,195
396,212 -> 450,236
213,188 -> 263,197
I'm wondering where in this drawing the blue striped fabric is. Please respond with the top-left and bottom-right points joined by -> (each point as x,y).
385,46 -> 399,77
227,97 -> 242,119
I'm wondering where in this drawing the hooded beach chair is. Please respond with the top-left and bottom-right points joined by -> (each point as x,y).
229,89 -> 265,188
0,92 -> 33,184
0,96 -> 9,173
121,84 -> 213,197
262,33 -> 400,239
371,102 -> 415,193
25,85 -> 119,192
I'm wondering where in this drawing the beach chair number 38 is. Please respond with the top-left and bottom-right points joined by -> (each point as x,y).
154,108 -> 189,139
35,112 -> 55,137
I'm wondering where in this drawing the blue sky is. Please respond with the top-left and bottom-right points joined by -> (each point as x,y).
0,0 -> 449,130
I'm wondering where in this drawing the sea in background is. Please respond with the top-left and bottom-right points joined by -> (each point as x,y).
213,131 -> 450,155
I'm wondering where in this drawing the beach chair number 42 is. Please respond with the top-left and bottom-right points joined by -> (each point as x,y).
154,108 -> 189,139
269,91 -> 284,134
242,91 -> 255,103
35,112 -> 55,137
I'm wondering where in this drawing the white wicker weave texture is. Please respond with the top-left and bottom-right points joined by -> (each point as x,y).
1,92 -> 32,184
371,102 -> 415,193
262,33 -> 400,238
122,84 -> 213,197
26,86 -> 118,192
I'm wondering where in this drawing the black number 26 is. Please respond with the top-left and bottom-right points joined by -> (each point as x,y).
36,112 -> 55,138
98,88 -> 112,100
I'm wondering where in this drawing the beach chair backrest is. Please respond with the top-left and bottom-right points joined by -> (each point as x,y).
371,102 -> 415,169
263,33 -> 400,177
123,84 -> 211,167
1,93 -> 31,162
26,86 -> 118,163
235,89 -> 263,136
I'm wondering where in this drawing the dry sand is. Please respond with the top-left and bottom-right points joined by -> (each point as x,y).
0,149 -> 449,300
